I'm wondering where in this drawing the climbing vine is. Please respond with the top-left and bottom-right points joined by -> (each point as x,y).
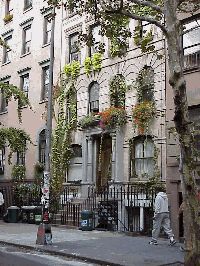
50,63 -> 79,196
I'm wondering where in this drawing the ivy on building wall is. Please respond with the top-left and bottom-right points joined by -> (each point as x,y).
0,127 -> 33,165
50,64 -> 79,196
0,82 -> 32,124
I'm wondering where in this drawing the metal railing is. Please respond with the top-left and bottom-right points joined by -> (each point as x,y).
49,182 -> 156,235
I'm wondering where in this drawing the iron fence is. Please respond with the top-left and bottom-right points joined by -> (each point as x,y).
49,182 -> 156,235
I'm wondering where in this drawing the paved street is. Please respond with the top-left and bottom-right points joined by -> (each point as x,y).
0,220 -> 184,266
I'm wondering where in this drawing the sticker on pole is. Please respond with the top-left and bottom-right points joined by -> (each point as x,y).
81,220 -> 87,227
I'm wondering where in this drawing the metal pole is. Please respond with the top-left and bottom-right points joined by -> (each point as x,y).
42,5 -> 55,209
36,5 -> 55,245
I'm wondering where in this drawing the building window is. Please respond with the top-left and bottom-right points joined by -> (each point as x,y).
44,17 -> 51,45
0,81 -> 9,113
3,37 -> 12,64
0,147 -> 5,175
21,74 -> 29,98
109,74 -> 126,108
138,66 -> 154,103
69,33 -> 79,63
89,82 -> 99,113
72,144 -> 82,157
24,0 -> 32,11
39,129 -> 46,164
90,24 -> 101,56
188,106 -> 200,159
130,137 -> 154,179
41,66 -> 49,101
19,74 -> 29,107
5,0 -> 13,16
22,26 -> 31,55
17,140 -> 26,165
183,18 -> 200,69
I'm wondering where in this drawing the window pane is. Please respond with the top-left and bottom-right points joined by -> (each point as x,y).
69,33 -> 79,62
23,75 -> 29,97
183,19 -> 200,68
89,82 -> 99,112
91,25 -> 101,55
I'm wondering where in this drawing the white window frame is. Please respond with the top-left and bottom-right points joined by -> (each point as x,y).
183,17 -> 200,69
130,137 -> 154,179
38,59 -> 50,102
20,17 -> 34,56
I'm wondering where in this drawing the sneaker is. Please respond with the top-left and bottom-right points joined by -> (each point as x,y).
149,240 -> 158,245
169,240 -> 176,246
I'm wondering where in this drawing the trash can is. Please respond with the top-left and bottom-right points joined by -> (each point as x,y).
27,206 -> 36,224
34,206 -> 42,225
21,206 -> 30,223
7,206 -> 20,223
81,210 -> 93,231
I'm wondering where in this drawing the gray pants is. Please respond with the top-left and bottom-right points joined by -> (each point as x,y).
152,212 -> 174,241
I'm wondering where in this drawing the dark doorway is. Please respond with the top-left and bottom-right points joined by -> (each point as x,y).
96,135 -> 112,189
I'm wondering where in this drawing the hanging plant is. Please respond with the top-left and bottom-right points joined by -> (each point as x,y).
92,53 -> 102,72
99,106 -> 126,132
84,53 -> 102,75
84,57 -> 92,75
63,61 -> 80,82
132,101 -> 157,135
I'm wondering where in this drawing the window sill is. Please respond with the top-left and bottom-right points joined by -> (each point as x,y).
19,105 -> 28,109
2,61 -> 11,66
39,99 -> 48,104
0,110 -> 8,115
183,65 -> 200,74
42,43 -> 50,48
20,52 -> 31,58
23,6 -> 33,13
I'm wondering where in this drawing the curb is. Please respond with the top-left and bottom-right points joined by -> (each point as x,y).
0,240 -> 124,266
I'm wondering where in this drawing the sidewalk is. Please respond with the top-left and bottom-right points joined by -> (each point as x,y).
0,220 -> 184,266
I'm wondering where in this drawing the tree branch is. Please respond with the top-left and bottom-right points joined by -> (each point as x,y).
130,0 -> 164,14
99,0 -> 168,35
122,9 -> 168,35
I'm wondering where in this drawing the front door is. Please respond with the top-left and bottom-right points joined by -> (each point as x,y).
96,135 -> 112,189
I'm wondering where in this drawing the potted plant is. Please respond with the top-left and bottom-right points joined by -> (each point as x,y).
3,13 -> 13,23
132,101 -> 157,135
99,106 -> 127,131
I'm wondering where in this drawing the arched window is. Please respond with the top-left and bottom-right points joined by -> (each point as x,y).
130,137 -> 154,179
137,66 -> 154,103
109,74 -> 126,108
39,129 -> 46,164
89,82 -> 99,113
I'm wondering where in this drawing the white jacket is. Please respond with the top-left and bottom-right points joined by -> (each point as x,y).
0,192 -> 4,206
154,192 -> 169,214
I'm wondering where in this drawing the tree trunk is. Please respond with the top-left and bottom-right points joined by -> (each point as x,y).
165,4 -> 200,265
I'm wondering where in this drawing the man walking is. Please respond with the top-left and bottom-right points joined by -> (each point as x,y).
149,186 -> 176,246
